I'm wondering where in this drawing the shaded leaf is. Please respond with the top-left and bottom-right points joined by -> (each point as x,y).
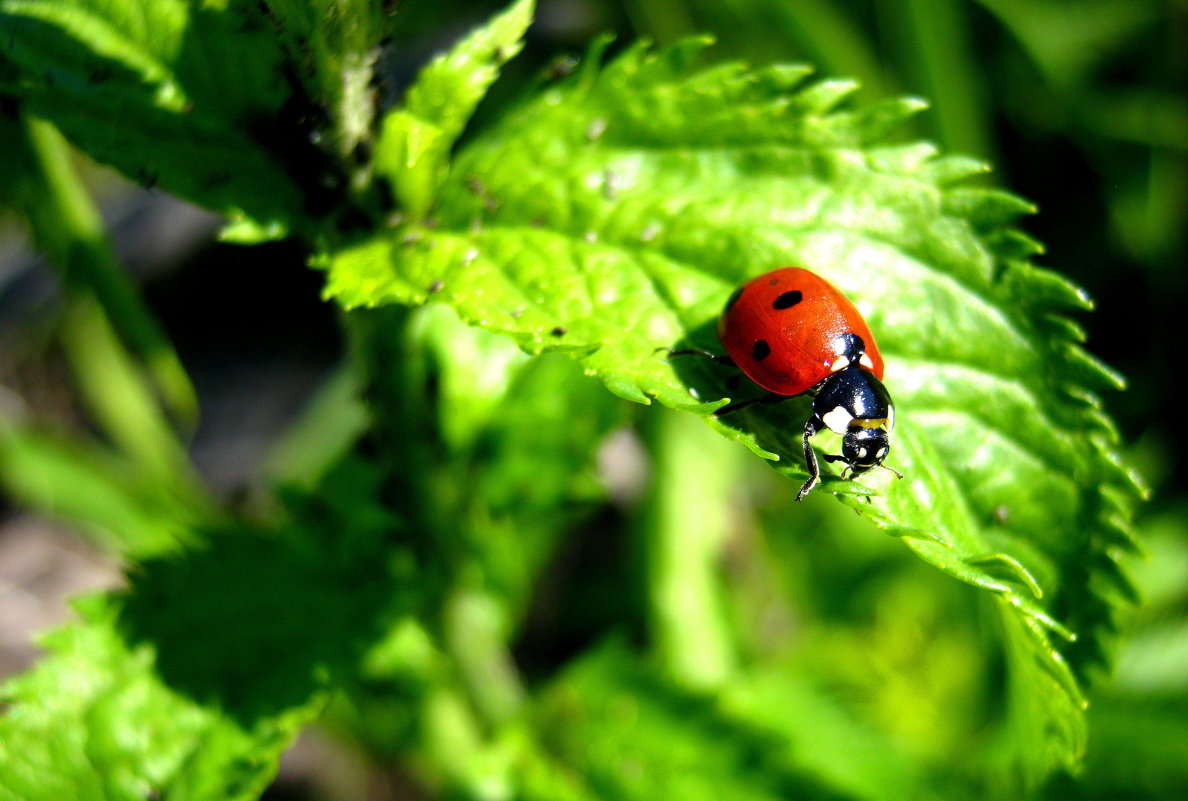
0,596 -> 319,801
531,641 -> 934,801
0,0 -> 334,229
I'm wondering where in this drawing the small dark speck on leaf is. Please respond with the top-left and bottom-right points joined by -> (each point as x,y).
465,175 -> 500,211
428,280 -> 444,294
551,326 -> 568,337
136,169 -> 159,190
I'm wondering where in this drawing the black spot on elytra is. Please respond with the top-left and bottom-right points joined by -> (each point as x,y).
723,286 -> 744,312
773,290 -> 802,309
752,339 -> 771,361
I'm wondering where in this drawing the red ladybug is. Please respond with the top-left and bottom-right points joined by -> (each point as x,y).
715,267 -> 899,500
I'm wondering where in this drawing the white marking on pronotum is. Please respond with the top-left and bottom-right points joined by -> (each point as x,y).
860,353 -> 875,369
822,406 -> 853,435
877,445 -> 889,458
831,354 -> 851,372
856,446 -> 868,459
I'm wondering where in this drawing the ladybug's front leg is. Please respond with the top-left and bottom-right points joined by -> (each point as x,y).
796,417 -> 824,501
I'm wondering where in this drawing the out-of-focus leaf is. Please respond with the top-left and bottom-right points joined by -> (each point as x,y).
399,303 -> 623,617
0,595 -> 320,801
0,0 -> 331,230
531,640 -> 934,801
0,452 -> 407,800
976,0 -> 1157,89
0,419 -> 198,557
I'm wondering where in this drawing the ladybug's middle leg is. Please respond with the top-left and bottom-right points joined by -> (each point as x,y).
714,392 -> 787,416
796,417 -> 825,502
662,348 -> 735,366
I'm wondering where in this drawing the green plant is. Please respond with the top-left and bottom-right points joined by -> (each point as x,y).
0,1 -> 1149,799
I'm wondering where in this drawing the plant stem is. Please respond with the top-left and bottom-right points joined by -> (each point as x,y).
7,109 -> 198,425
641,408 -> 741,690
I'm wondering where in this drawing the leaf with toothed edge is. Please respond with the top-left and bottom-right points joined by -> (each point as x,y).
0,0 -> 343,232
329,31 -> 1142,789
374,0 -> 536,219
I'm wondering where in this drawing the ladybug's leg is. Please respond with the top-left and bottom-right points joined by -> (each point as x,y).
795,418 -> 825,501
822,455 -> 851,479
714,392 -> 786,416
662,347 -> 735,366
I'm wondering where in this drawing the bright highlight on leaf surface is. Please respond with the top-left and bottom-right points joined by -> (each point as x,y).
325,6 -> 1143,783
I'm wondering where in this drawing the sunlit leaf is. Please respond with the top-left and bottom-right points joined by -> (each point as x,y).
325,39 -> 1143,784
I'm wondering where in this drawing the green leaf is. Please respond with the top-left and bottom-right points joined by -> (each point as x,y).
374,0 -> 535,217
530,640 -> 933,801
0,0 -> 319,229
0,596 -> 320,801
256,0 -> 388,156
116,527 -> 395,723
0,455 -> 406,799
324,41 -> 1143,785
369,303 -> 622,617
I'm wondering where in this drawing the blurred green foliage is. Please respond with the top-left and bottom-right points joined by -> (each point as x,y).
0,1 -> 1182,800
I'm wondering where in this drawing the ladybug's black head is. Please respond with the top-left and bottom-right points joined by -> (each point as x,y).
839,424 -> 891,477
811,366 -> 900,493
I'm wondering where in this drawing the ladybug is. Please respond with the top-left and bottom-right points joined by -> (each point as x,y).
713,267 -> 899,501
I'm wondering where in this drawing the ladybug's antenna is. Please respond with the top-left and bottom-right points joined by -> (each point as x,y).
878,464 -> 904,480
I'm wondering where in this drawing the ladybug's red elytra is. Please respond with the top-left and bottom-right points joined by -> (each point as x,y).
714,267 -> 899,500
